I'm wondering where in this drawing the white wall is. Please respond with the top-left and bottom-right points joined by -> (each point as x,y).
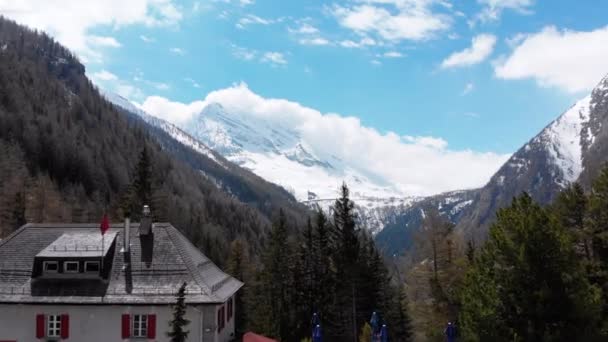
0,303 -> 235,342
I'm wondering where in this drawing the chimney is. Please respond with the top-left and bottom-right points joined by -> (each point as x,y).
124,216 -> 130,252
140,205 -> 152,235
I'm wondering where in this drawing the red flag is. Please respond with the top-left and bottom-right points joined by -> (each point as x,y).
100,213 -> 110,235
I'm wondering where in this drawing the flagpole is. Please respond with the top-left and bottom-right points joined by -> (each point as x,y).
101,230 -> 104,276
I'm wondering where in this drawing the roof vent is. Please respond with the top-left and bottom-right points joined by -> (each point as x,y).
140,205 -> 152,235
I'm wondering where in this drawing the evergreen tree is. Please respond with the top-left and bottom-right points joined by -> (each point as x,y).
396,285 -> 413,342
331,183 -> 361,342
167,282 -> 190,342
460,193 -> 602,341
134,146 -> 152,204
10,191 -> 26,230
586,166 -> 608,333
553,182 -> 591,260
251,209 -> 293,340
227,239 -> 250,337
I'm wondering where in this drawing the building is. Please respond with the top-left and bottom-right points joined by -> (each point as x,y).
0,206 -> 243,341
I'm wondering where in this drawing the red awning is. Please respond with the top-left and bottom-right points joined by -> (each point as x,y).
243,332 -> 278,342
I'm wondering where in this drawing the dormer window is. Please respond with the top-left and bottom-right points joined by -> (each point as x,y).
85,261 -> 100,273
43,261 -> 58,273
64,261 -> 79,273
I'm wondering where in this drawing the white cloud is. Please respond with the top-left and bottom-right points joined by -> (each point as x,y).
476,0 -> 534,22
339,37 -> 377,49
231,45 -> 288,66
383,51 -> 404,58
170,47 -> 186,55
330,1 -> 451,43
371,59 -> 382,66
184,78 -> 201,88
261,52 -> 288,65
231,44 -> 258,61
236,14 -> 274,29
289,23 -> 319,35
89,70 -> 145,100
299,37 -> 331,46
140,82 -> 509,195
140,35 -> 155,43
0,0 -> 182,62
462,82 -> 474,95
88,35 -> 121,47
495,26 -> 608,93
92,70 -> 118,81
441,34 -> 496,68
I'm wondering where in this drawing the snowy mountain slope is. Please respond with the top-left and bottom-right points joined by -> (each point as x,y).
457,74 -> 608,239
375,189 -> 478,256
103,92 -> 224,166
104,92 -> 307,223
305,196 -> 423,236
184,103 -> 406,201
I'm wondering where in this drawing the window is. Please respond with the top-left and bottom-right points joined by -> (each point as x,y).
64,261 -> 79,273
133,314 -> 148,337
43,261 -> 58,273
85,261 -> 100,272
47,314 -> 61,337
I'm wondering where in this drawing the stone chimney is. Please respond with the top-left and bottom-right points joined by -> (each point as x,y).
139,205 -> 152,236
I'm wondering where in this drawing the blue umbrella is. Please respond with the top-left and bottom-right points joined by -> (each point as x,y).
370,311 -> 379,332
312,312 -> 320,326
311,313 -> 320,338
313,324 -> 322,342
380,324 -> 388,342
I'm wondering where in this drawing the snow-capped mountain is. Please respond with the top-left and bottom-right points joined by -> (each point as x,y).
457,73 -> 608,238
105,93 -> 418,235
375,189 -> 478,255
305,196 -> 423,236
102,92 -> 224,166
184,103 -> 406,201
103,92 -> 307,224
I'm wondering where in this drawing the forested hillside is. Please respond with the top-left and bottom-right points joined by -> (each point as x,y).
0,16 -> 306,264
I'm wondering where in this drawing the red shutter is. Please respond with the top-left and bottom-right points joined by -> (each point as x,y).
147,314 -> 156,339
60,314 -> 70,339
36,314 -> 45,338
121,314 -> 131,339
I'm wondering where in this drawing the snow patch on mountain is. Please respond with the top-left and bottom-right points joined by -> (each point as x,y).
103,92 -> 224,166
184,102 -> 406,201
541,95 -> 592,184
305,196 -> 423,235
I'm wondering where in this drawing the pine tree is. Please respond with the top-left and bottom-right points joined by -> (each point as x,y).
553,182 -> 591,260
227,239 -> 250,337
396,285 -> 413,342
460,193 -> 602,341
586,166 -> 608,333
331,183 -> 361,342
251,209 -> 293,340
10,191 -> 26,230
167,282 -> 190,342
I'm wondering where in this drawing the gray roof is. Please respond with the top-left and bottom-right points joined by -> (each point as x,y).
0,223 -> 243,305
37,231 -> 117,258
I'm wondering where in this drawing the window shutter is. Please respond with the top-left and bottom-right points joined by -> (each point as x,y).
36,314 -> 45,338
121,314 -> 131,338
147,314 -> 156,338
60,314 -> 70,338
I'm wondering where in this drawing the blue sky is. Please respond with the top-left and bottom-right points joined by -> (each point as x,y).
2,0 -> 608,191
